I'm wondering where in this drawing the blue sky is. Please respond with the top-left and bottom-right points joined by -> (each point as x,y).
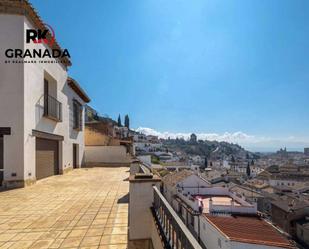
31,0 -> 309,151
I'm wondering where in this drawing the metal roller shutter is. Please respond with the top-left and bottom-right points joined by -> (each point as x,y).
36,138 -> 59,180
0,136 -> 3,186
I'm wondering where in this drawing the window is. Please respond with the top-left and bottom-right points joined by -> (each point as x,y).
73,100 -> 83,130
43,78 -> 62,121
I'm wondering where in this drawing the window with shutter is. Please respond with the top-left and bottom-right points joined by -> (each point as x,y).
73,100 -> 83,131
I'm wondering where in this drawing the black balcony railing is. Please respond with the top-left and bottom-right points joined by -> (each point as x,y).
43,94 -> 62,122
152,186 -> 202,249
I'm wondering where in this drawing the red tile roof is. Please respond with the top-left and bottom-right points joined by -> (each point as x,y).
67,77 -> 90,103
162,170 -> 193,187
204,215 -> 294,248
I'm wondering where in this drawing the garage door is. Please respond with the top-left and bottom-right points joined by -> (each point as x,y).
36,138 -> 59,180
0,135 -> 3,186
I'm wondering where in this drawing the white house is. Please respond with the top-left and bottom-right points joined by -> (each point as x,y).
0,1 -> 90,188
133,133 -> 163,153
162,170 -> 211,210
200,215 -> 293,249
174,185 -> 292,249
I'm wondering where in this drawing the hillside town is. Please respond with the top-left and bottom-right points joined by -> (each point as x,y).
85,105 -> 309,248
0,1 -> 308,249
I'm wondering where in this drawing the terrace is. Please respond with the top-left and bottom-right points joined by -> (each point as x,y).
0,167 -> 129,248
177,186 -> 257,215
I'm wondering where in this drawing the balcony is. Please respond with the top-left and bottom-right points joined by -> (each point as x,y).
43,94 -> 62,122
129,162 -> 203,249
152,186 -> 203,249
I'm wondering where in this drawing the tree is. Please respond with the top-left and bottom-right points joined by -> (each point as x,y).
117,114 -> 122,127
204,157 -> 208,168
251,159 -> 254,166
231,155 -> 235,163
124,114 -> 130,129
246,162 -> 251,177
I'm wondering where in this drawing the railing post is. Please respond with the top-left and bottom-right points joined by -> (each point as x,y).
129,173 -> 161,243
168,217 -> 171,245
59,102 -> 62,121
44,94 -> 48,116
175,227 -> 179,249
171,221 -> 175,248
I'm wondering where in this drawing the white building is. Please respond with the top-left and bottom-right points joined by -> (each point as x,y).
134,133 -> 163,153
153,151 -> 173,162
175,187 -> 292,249
223,159 -> 230,169
162,170 -> 210,210
200,215 -> 293,249
163,171 -> 292,249
0,2 -> 90,188
189,155 -> 204,165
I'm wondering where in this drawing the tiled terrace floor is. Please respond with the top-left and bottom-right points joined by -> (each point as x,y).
0,167 -> 130,249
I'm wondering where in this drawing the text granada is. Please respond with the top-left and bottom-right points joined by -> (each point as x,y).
5,48 -> 70,59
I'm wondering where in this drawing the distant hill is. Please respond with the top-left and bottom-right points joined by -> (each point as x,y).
85,105 -> 117,125
162,138 -> 258,160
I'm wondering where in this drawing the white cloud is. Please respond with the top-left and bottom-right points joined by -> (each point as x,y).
135,127 -> 309,152
135,127 -> 254,142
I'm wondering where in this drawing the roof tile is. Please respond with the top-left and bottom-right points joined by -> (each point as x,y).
205,215 -> 294,248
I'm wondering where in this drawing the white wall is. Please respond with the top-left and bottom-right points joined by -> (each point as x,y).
129,179 -> 161,240
181,185 -> 230,196
200,216 -> 285,249
84,146 -> 130,165
134,142 -> 162,152
200,217 -> 230,249
178,174 -> 210,194
23,17 -> 69,180
231,241 -> 285,249
0,14 -> 87,184
22,16 -> 87,179
269,179 -> 302,188
64,83 -> 86,167
0,15 -> 25,182
177,186 -> 256,214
